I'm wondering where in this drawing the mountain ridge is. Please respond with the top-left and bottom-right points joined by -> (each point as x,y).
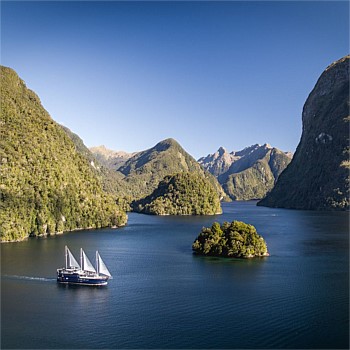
199,144 -> 292,200
117,138 -> 226,201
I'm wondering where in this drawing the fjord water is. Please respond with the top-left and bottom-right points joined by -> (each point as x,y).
1,202 -> 349,349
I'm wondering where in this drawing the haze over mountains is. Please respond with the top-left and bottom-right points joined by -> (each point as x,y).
90,145 -> 136,170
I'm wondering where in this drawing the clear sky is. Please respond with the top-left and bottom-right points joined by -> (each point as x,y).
1,1 -> 349,159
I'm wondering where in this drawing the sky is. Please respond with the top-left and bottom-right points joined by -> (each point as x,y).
1,1 -> 349,159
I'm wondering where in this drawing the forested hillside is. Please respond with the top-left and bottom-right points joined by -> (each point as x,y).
133,172 -> 222,215
0,66 -> 127,242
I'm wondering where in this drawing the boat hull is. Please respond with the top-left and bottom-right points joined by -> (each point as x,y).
57,270 -> 109,286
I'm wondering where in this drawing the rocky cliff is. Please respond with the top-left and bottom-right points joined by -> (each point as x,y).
258,55 -> 349,210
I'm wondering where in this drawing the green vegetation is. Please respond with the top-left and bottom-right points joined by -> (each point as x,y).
0,66 -> 127,242
133,172 -> 222,215
61,125 -> 132,209
118,138 -> 226,201
192,221 -> 269,258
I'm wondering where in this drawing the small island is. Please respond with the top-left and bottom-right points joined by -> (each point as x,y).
192,221 -> 269,258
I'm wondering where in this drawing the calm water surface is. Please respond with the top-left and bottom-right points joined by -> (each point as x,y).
1,202 -> 349,349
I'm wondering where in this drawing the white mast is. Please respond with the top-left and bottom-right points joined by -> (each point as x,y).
96,251 -> 99,276
65,246 -> 68,269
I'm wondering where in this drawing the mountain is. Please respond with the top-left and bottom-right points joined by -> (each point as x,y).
258,55 -> 349,210
133,172 -> 222,215
90,145 -> 136,169
117,138 -> 226,201
200,144 -> 292,200
0,66 -> 127,242
198,147 -> 239,177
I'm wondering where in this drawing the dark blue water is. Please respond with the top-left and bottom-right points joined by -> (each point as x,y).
1,202 -> 349,349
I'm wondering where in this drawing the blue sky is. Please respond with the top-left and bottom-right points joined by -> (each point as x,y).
1,1 -> 349,159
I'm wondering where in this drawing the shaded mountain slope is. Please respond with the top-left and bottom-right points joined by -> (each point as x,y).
258,55 -> 349,210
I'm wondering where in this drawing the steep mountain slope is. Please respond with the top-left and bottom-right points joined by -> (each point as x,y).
118,138 -> 226,201
133,172 -> 222,215
0,66 -> 127,242
90,145 -> 135,169
258,55 -> 349,210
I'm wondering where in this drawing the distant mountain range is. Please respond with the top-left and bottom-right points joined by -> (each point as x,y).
199,144 -> 292,200
259,55 -> 349,210
89,145 -> 136,169
90,141 -> 292,202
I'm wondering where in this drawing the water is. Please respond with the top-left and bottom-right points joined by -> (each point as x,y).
1,202 -> 349,349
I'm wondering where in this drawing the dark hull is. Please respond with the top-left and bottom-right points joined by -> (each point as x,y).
57,271 -> 109,286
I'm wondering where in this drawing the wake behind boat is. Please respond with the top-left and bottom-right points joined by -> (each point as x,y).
57,246 -> 112,286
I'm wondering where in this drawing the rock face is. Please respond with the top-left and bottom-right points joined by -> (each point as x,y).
200,144 -> 292,200
198,147 -> 240,177
258,56 -> 349,210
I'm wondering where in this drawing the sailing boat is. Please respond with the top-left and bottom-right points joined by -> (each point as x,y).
57,246 -> 112,286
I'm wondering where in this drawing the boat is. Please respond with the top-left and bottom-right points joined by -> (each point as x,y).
57,246 -> 112,286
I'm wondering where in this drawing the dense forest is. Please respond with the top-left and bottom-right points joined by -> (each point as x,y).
192,221 -> 269,258
0,66 -> 127,242
133,172 -> 222,215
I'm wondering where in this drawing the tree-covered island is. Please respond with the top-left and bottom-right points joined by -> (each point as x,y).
192,221 -> 269,258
